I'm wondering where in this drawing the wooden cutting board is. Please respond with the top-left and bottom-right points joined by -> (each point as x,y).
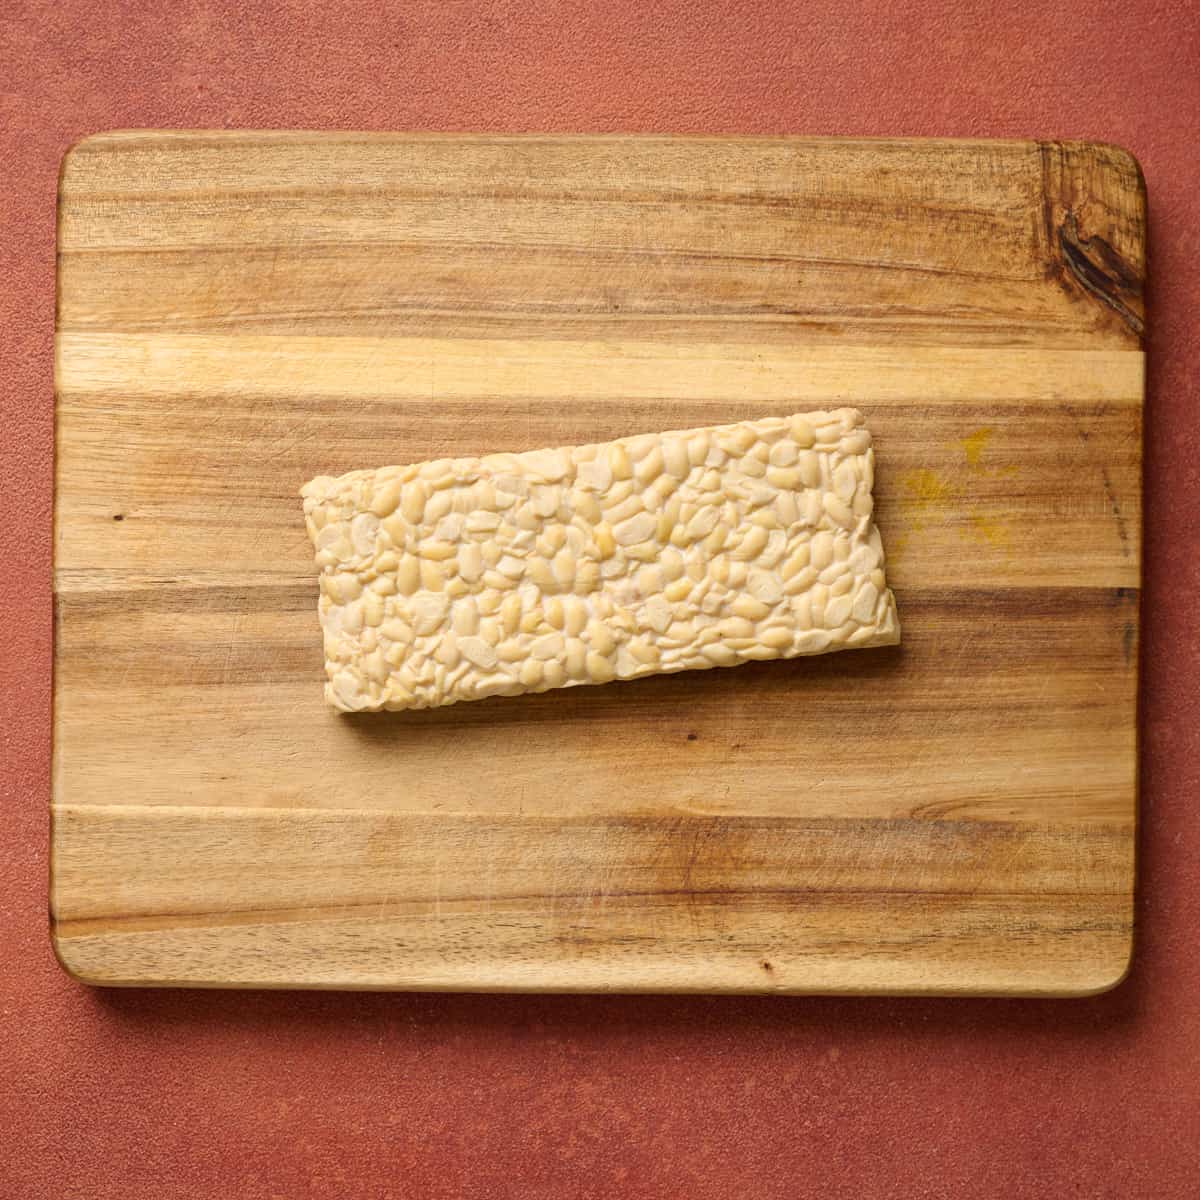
51,133 -> 1144,994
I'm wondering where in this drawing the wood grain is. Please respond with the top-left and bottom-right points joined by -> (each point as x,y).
52,133 -> 1144,993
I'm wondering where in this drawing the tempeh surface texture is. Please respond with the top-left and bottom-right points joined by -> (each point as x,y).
302,408 -> 900,712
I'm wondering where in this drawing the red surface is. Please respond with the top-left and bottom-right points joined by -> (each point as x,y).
3,1 -> 1199,1196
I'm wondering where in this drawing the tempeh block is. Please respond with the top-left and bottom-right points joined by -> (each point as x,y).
301,409 -> 900,712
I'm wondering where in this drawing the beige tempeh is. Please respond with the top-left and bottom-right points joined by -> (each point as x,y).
301,409 -> 900,712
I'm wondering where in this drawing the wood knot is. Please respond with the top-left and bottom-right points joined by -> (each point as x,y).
1058,211 -> 1144,338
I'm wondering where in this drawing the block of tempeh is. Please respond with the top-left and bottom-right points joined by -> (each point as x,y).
301,409 -> 900,712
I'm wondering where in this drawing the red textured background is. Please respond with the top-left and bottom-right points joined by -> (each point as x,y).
3,2 -> 1199,1196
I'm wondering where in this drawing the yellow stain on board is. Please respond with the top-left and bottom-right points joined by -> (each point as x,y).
904,468 -> 956,507
899,468 -> 956,531
968,512 -> 1009,548
889,426 -> 1014,562
960,427 -> 994,468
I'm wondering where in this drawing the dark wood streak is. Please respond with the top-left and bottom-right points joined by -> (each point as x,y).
56,582 -> 317,617
53,586 -> 1138,695
1099,463 -> 1133,556
1058,212 -> 1146,338
54,887 -> 1132,940
55,583 -> 1141,618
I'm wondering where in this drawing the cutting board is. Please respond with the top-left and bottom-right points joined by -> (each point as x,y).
52,133 -> 1144,994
